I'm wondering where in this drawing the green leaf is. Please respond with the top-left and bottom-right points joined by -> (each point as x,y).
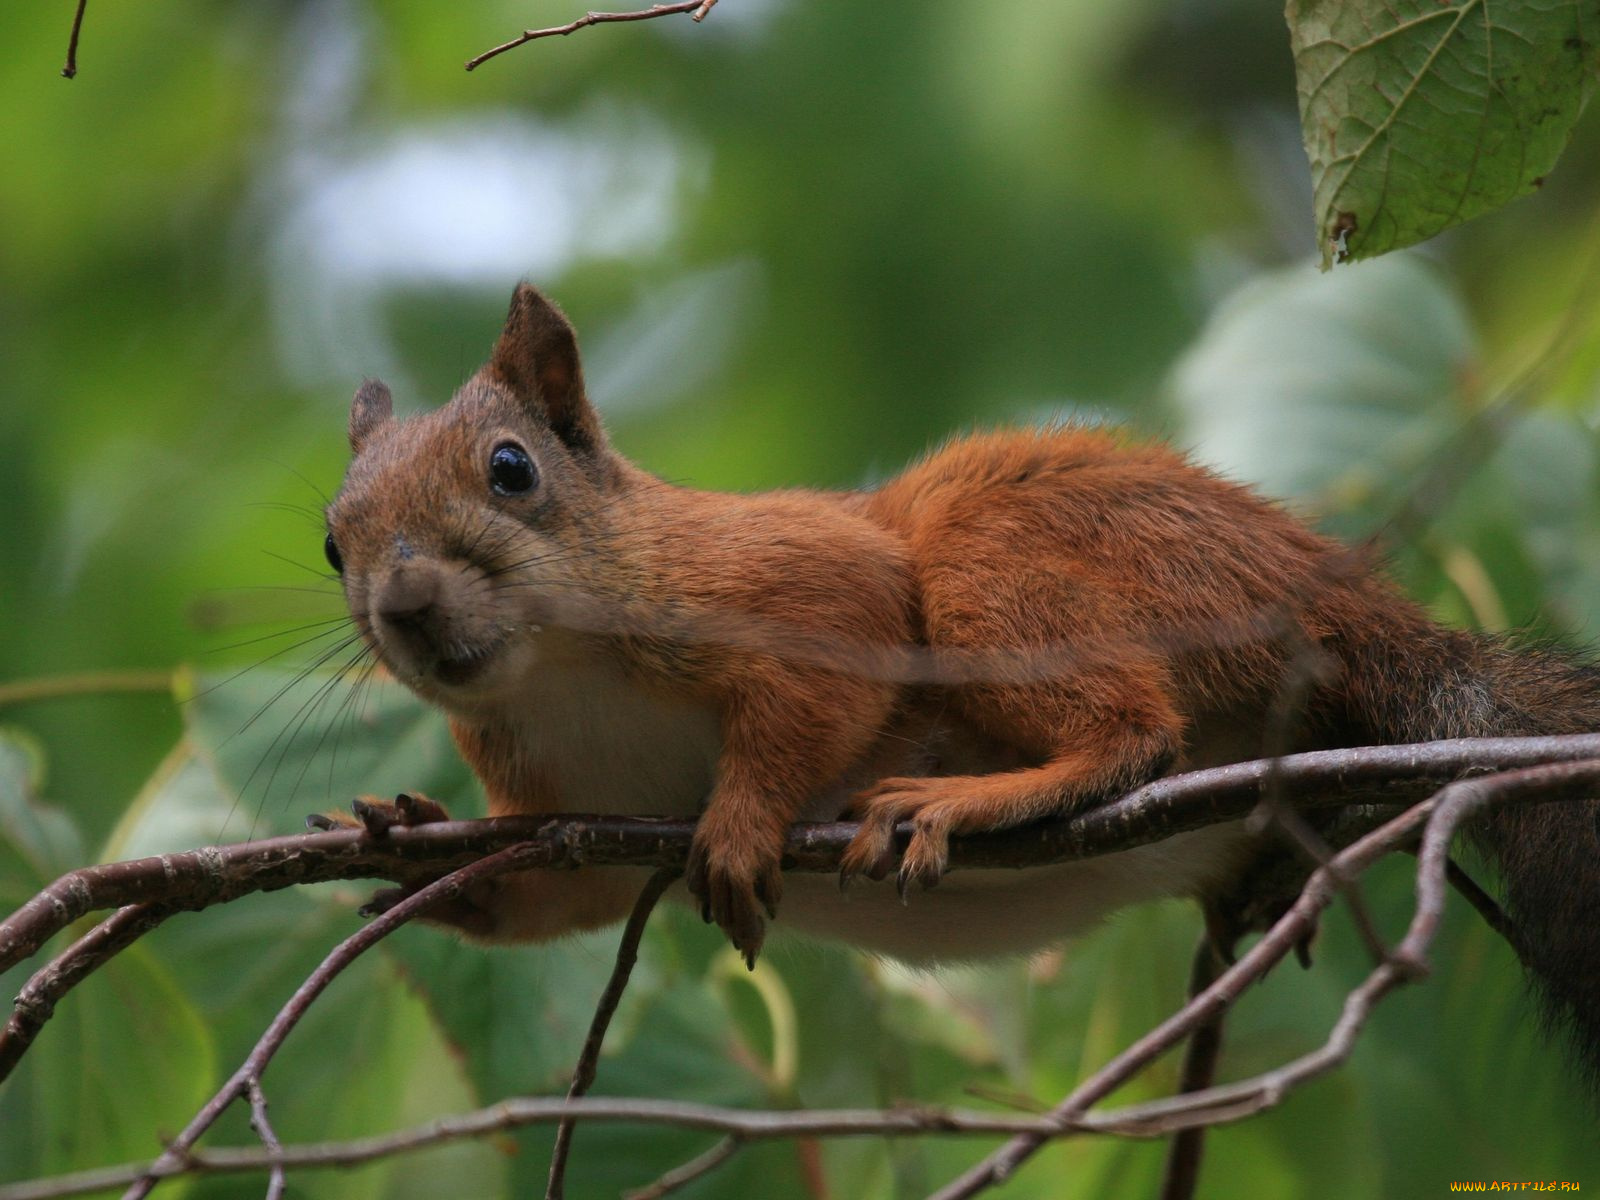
1288,0 -> 1600,268
0,727 -> 85,896
1166,255 -> 1475,524
0,944 -> 215,1186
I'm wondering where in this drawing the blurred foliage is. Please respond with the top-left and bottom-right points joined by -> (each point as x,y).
3,0 -> 1600,1196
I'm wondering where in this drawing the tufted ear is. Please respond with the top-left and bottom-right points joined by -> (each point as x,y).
349,378 -> 393,452
487,284 -> 604,454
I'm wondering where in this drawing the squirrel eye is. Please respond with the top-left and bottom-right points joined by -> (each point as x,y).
489,443 -> 538,496
324,533 -> 343,575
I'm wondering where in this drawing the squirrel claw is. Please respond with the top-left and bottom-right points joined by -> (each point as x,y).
357,886 -> 408,919
351,798 -> 395,837
304,813 -> 339,832
1294,933 -> 1315,970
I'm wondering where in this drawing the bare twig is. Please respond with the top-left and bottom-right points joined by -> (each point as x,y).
1158,935 -> 1226,1200
245,1079 -> 285,1200
624,1135 -> 742,1200
547,867 -> 681,1200
60,0 -> 88,78
0,902 -> 176,1079
0,1100 -> 1105,1200
465,1 -> 718,72
1,741 -> 1593,1200
120,844 -> 537,1200
1442,857 -> 1517,952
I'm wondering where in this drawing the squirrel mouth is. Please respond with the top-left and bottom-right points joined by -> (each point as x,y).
431,640 -> 501,687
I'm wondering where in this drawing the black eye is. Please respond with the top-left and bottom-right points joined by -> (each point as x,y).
490,443 -> 538,495
324,533 -> 343,575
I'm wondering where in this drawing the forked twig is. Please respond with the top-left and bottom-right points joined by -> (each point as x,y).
245,1079 -> 286,1200
0,744 -> 1589,1200
119,844 -> 537,1200
547,867 -> 681,1200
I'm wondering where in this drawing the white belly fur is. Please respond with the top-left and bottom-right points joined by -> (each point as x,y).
499,654 -> 723,817
500,651 -> 1253,964
774,822 -> 1251,963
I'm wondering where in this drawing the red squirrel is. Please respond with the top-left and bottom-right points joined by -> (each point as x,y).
317,285 -> 1600,1074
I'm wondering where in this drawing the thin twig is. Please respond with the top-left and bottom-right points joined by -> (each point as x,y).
466,1 -> 713,71
624,1135 -> 742,1200
245,1079 -> 285,1200
1158,935 -> 1226,1200
120,844 -> 537,1200
547,867 -> 681,1200
60,0 -> 88,78
0,669 -> 172,709
0,1101 -> 1099,1200
1442,858 -> 1517,953
0,903 -> 176,1079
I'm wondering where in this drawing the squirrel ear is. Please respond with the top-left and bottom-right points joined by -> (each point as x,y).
488,284 -> 603,454
350,378 -> 393,452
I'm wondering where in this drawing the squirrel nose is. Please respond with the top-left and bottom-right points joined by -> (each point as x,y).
375,567 -> 442,632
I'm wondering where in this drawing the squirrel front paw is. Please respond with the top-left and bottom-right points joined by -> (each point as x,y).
306,793 -> 454,918
305,792 -> 452,837
685,819 -> 783,970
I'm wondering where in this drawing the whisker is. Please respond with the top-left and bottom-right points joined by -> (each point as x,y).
206,615 -> 354,656
186,624 -> 358,704
262,550 -> 339,583
230,638 -> 370,832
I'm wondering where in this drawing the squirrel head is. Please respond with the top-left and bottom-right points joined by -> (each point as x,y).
325,285 -> 626,710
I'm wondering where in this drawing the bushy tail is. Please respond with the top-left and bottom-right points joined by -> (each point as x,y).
1342,622 -> 1600,1085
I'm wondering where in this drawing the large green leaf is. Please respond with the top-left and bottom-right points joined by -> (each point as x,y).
1166,255 -> 1475,523
180,666 -> 483,841
0,944 -> 215,1185
1288,0 -> 1600,268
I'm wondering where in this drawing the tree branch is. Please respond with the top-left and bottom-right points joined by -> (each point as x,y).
0,902 -> 176,1080
9,733 -> 1596,980
465,1 -> 720,72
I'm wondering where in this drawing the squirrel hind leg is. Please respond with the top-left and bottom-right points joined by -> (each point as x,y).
843,711 -> 1181,893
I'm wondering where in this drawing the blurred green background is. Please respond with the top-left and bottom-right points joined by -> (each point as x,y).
3,0 -> 1600,1196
